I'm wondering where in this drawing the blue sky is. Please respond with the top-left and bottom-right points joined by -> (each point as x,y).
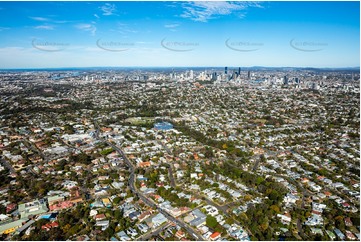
0,1 -> 359,68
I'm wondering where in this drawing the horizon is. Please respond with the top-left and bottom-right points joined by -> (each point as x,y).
0,65 -> 360,71
0,1 -> 359,68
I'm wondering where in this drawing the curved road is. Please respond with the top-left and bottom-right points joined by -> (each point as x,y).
94,122 -> 204,241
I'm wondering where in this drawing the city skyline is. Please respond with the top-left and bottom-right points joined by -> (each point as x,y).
0,1 -> 359,68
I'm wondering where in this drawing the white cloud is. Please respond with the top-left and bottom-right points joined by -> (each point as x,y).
165,23 -> 180,29
164,23 -> 180,32
0,46 -> 26,52
0,27 -> 9,31
164,24 -> 180,29
30,16 -> 70,25
54,20 -> 71,24
75,23 -> 97,36
35,25 -> 54,30
136,41 -> 153,44
99,3 -> 117,16
116,23 -> 138,34
30,16 -> 50,21
180,1 -> 262,22
94,14 -> 100,19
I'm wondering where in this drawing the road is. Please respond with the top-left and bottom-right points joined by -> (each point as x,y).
157,141 -> 176,188
198,192 -> 230,217
157,140 -> 172,155
220,198 -> 243,211
273,173 -> 312,197
271,174 -> 310,240
21,138 -> 47,162
183,188 -> 251,233
136,223 -> 170,241
160,163 -> 176,188
297,219 -> 306,239
94,122 -> 204,241
167,166 -> 176,188
251,155 -> 262,172
0,157 -> 15,173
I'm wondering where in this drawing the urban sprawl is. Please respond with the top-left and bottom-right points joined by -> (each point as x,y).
0,67 -> 359,241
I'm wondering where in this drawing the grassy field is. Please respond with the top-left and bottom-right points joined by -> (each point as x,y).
125,117 -> 155,125
252,119 -> 267,124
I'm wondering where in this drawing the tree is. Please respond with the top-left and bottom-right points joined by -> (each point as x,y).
64,124 -> 75,134
205,147 -> 214,158
256,176 -> 264,185
34,218 -> 49,228
62,224 -> 71,233
259,217 -> 269,232
70,153 -> 92,165
206,215 -> 218,229
103,226 -> 115,240
56,159 -> 67,171
66,224 -> 81,238
244,195 -> 252,202
100,147 -> 115,156
0,204 -> 6,214
270,204 -> 280,214
113,197 -> 122,205
0,170 -> 11,187
114,209 -> 123,220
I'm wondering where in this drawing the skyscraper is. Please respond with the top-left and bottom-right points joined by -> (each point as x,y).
212,72 -> 217,81
232,71 -> 237,80
283,76 -> 288,85
247,71 -> 250,79
225,67 -> 228,74
238,67 -> 241,75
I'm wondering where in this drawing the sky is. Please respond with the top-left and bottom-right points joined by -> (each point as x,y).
0,1 -> 359,68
